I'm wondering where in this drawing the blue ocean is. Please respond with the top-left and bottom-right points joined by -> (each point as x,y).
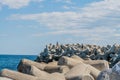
0,55 -> 37,71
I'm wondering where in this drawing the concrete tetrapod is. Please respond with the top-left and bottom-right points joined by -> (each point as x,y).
18,63 -> 66,80
84,60 -> 109,71
0,69 -> 38,80
58,56 -> 109,71
28,65 -> 66,80
0,77 -> 13,80
58,56 -> 83,68
71,55 -> 109,71
97,61 -> 120,80
65,63 -> 100,80
44,65 -> 69,74
18,59 -> 46,71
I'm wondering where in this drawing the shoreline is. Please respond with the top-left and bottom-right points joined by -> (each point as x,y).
1,43 -> 120,80
0,55 -> 119,80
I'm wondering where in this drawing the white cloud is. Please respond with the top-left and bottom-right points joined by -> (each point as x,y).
114,34 -> 120,37
0,0 -> 30,9
55,0 -> 73,4
8,0 -> 120,29
0,0 -> 43,9
8,12 -> 84,29
31,0 -> 44,2
32,27 -> 116,37
7,0 -> 120,43
62,5 -> 70,9
31,26 -> 117,44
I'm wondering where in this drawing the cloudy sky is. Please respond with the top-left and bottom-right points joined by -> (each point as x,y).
0,0 -> 120,55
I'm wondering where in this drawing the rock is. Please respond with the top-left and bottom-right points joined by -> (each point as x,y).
51,72 -> 66,80
27,65 -> 66,80
65,63 -> 100,80
0,77 -> 13,80
5,42 -> 120,80
17,59 -> 46,72
107,44 -> 116,53
35,43 -> 120,67
17,63 -> 66,80
44,65 -> 61,73
97,68 -> 120,80
84,60 -> 109,71
95,54 -> 106,60
88,64 -> 101,79
81,74 -> 95,80
65,74 -> 94,80
47,61 -> 58,66
78,52 -> 87,59
58,56 -> 83,68
44,65 -> 69,74
17,59 -> 59,74
0,69 -> 38,80
97,69 -> 111,80
97,61 -> 120,80
71,55 -> 109,71
59,66 -> 70,74
112,61 -> 120,75
65,63 -> 91,80
71,55 -> 84,62
27,65 -> 49,77
70,55 -> 109,71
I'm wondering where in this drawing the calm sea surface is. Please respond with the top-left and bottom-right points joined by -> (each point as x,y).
0,55 -> 37,71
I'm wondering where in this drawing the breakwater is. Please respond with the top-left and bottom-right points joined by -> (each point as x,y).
36,43 -> 120,67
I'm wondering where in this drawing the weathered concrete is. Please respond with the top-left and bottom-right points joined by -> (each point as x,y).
18,63 -> 66,80
58,56 -> 83,68
0,77 -> 13,80
65,63 -> 100,80
17,59 -> 46,71
97,61 -> 120,80
84,60 -> 109,71
71,55 -> 109,71
28,65 -> 66,80
44,65 -> 69,74
0,69 -> 38,80
36,43 -> 120,67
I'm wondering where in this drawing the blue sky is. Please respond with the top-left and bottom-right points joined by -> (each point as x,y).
0,0 -> 120,55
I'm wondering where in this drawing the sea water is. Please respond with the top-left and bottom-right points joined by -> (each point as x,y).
0,55 -> 36,71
